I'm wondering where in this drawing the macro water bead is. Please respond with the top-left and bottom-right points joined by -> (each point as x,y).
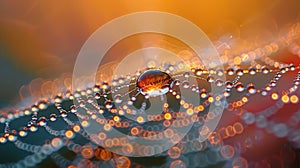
137,69 -> 173,97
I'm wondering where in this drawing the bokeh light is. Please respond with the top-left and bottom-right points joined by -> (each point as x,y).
0,1 -> 300,168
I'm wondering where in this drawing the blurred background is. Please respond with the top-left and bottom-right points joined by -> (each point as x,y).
0,1 -> 300,167
0,0 -> 300,107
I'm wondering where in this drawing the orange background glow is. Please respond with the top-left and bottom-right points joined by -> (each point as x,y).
0,0 -> 299,106
1,0 -> 299,76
